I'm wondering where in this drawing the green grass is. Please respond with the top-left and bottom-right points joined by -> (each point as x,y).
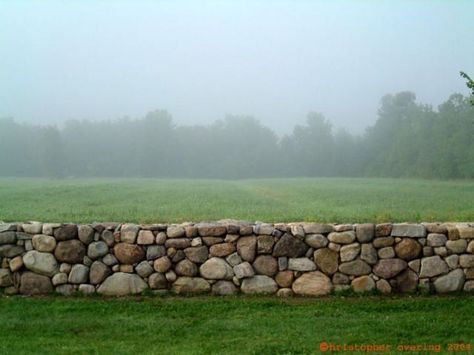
0,296 -> 473,354
1,177 -> 473,223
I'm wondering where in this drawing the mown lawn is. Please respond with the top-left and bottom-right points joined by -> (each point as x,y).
0,177 -> 473,223
0,295 -> 473,354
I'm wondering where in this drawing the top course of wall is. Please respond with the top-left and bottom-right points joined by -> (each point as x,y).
1,220 -> 474,297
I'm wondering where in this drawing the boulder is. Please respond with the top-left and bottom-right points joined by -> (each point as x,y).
0,269 -> 12,287
54,240 -> 86,264
395,239 -> 422,260
175,259 -> 198,277
373,258 -> 407,279
340,243 -> 360,262
19,272 -> 53,295
391,224 -> 425,238
32,234 -> 56,252
252,255 -> 278,276
78,225 -> 95,244
241,275 -> 278,295
275,271 -> 294,288
165,238 -> 191,249
288,257 -> 317,271
360,243 -> 378,265
137,230 -> 155,245
68,264 -> 89,284
167,226 -> 185,238
373,237 -> 394,248
0,245 -> 25,258
53,224 -> 78,241
209,243 -> 236,257
304,234 -> 328,249
87,241 -> 109,260
120,224 -> 140,243
419,256 -> 448,278
113,243 -> 145,264
97,273 -> 147,296
460,255 -> 474,268
292,271 -> 332,296
0,232 -> 16,244
154,256 -> 172,273
172,277 -> 210,294
197,223 -> 227,237
9,256 -> 23,272
237,236 -> 257,262
351,276 -> 375,293
338,260 -> 371,276
22,222 -> 43,235
23,250 -> 58,276
257,235 -> 275,254
303,223 -> 333,234
184,246 -> 209,264
355,224 -> 375,242
148,273 -> 168,289
327,231 -> 356,244
314,248 -> 339,275
446,240 -> 467,254
89,261 -> 111,284
272,233 -> 308,257
395,270 -> 418,293
135,261 -> 154,278
434,269 -> 465,293
427,233 -> 447,247
199,257 -> 234,280
146,245 -> 166,260
212,280 -> 237,295
233,262 -> 255,279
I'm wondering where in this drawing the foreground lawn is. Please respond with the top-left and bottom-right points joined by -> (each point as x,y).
0,296 -> 473,354
0,177 -> 473,223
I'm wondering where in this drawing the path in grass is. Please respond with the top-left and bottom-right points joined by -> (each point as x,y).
0,296 -> 473,354
0,177 -> 473,223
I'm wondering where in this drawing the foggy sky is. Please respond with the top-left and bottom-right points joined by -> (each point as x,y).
1,0 -> 473,134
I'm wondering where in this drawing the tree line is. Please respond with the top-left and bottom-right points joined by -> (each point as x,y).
0,91 -> 473,179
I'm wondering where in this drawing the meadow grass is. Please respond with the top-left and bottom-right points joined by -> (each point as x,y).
0,295 -> 473,354
0,177 -> 473,223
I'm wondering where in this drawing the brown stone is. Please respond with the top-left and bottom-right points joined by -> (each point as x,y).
395,270 -> 418,293
197,223 -> 227,237
375,223 -> 393,237
175,259 -> 198,276
252,255 -> 278,276
237,236 -> 257,262
19,272 -> 53,295
165,238 -> 191,249
113,243 -> 145,264
202,237 -> 224,246
54,240 -> 86,264
275,271 -> 293,288
137,230 -> 155,245
153,256 -> 172,273
292,271 -> 332,296
395,239 -> 422,260
209,243 -> 236,257
373,237 -> 394,248
272,233 -> 308,258
53,224 -> 78,241
314,248 -> 339,275
338,259 -> 371,276
184,246 -> 209,264
257,235 -> 275,254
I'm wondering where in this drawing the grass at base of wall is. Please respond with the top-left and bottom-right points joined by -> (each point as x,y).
1,177 -> 474,223
1,295 -> 473,354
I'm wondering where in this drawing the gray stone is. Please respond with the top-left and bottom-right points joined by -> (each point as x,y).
97,273 -> 148,295
23,250 -> 58,276
184,246 -> 209,265
356,224 -> 375,242
102,254 -> 118,266
32,234 -> 56,252
446,255 -> 459,269
56,284 -> 76,296
391,224 -> 426,238
241,275 -> 278,295
22,222 -> 43,235
100,230 -> 115,246
434,269 -> 465,293
327,231 -> 356,244
233,262 -> 255,279
464,280 -> 474,292
146,245 -> 166,260
135,261 -> 154,278
78,225 -> 95,244
373,258 -> 407,279
199,257 -> 234,280
254,223 -> 274,235
165,238 -> 192,249
408,259 -> 421,273
419,256 -> 448,278
304,234 -> 328,249
68,264 -> 89,284
376,279 -> 392,294
167,226 -> 185,238
120,224 -> 140,243
226,252 -> 242,267
52,272 -> 68,286
0,223 -> 16,233
338,259 -> 371,276
78,284 -> 96,295
427,233 -> 447,247
272,233 -> 308,257
288,257 -> 317,271
0,231 -> 16,244
278,257 -> 288,271
89,261 -> 111,284
20,272 -> 53,295
303,223 -> 334,234
212,280 -> 237,295
0,244 -> 25,257
292,271 -> 332,296
332,272 -> 349,285
360,243 -> 378,265
172,277 -> 210,294
87,241 -> 109,260
446,240 -> 467,254
340,243 -> 360,262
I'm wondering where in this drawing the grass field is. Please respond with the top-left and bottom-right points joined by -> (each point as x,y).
0,295 -> 472,354
0,177 -> 473,223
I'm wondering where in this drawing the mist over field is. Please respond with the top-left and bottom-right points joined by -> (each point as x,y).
0,1 -> 473,179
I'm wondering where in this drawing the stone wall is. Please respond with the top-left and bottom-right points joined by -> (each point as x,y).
1,221 -> 474,296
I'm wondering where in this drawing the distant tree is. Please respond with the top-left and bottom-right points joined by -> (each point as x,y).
460,71 -> 474,105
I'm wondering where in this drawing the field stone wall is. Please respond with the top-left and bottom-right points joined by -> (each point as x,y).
1,221 -> 474,297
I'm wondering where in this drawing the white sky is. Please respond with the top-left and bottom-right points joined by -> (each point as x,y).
0,0 -> 473,134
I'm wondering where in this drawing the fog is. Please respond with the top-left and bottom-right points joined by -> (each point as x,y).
1,0 -> 473,134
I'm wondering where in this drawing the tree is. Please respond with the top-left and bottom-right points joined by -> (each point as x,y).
460,71 -> 474,105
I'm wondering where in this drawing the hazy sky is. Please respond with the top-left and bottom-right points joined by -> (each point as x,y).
1,0 -> 473,134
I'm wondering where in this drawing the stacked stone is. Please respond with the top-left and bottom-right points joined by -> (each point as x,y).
1,221 -> 474,296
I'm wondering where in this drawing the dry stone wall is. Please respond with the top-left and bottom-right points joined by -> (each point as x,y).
1,221 -> 474,297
